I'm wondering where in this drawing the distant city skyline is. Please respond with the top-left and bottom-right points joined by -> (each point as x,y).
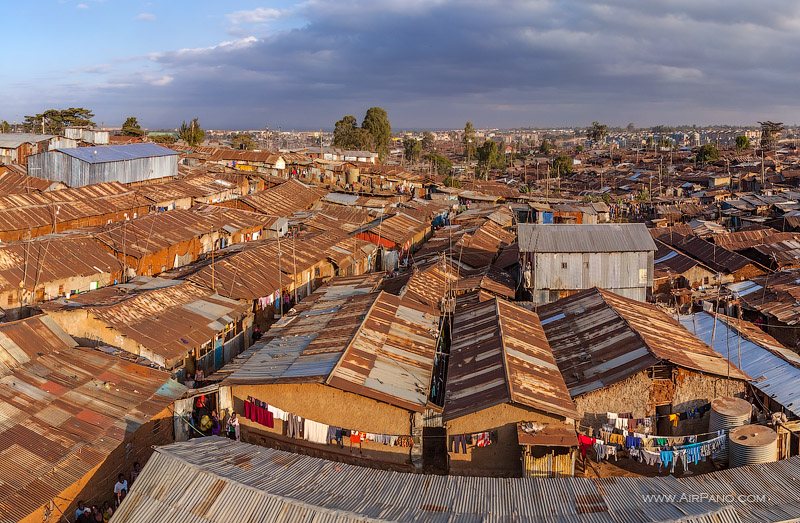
3,1 -> 800,130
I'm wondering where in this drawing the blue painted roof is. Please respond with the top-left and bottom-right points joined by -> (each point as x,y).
681,312 -> 800,417
55,143 -> 177,164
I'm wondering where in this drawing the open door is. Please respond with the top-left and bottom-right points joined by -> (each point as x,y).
173,397 -> 194,442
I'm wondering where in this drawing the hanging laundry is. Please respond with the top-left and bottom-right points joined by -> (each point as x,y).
303,419 -> 330,445
578,434 -> 595,458
668,414 -> 679,427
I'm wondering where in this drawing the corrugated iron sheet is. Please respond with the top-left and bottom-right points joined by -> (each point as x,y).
326,292 -> 439,413
445,297 -> 577,421
238,179 -> 326,217
0,316 -> 184,521
518,223 -> 657,253
113,437 -> 800,523
681,312 -> 800,418
538,288 -> 748,397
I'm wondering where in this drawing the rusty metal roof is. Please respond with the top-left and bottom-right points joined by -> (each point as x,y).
359,212 -> 429,248
714,229 -> 800,251
187,231 -> 359,300
0,166 -> 54,194
0,233 -> 122,292
93,205 -> 272,259
445,297 -> 577,421
653,239 -> 703,276
673,235 -> 761,274
454,219 -> 516,268
42,279 -> 250,366
0,315 -> 184,521
738,269 -> 800,325
113,436 -> 800,523
519,223 -> 657,253
0,182 -> 149,233
326,292 -> 439,412
237,179 -> 326,217
538,288 -> 748,397
517,422 -> 578,447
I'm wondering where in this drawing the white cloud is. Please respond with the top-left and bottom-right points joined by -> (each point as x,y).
227,7 -> 283,24
149,75 -> 174,86
135,12 -> 156,21
76,3 -> 89,8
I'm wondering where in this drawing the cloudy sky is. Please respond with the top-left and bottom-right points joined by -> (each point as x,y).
3,0 -> 799,129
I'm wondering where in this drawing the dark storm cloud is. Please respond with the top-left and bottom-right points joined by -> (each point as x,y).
89,0 -> 800,128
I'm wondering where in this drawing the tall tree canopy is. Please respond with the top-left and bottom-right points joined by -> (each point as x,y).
425,152 -> 453,177
463,121 -> 476,160
421,131 -> 435,152
178,118 -> 205,146
735,135 -> 750,151
587,121 -> 609,144
476,140 -> 504,179
332,114 -> 374,152
231,133 -> 256,150
0,121 -> 10,133
121,116 -> 144,137
550,154 -> 574,176
402,137 -> 422,163
695,144 -> 720,165
23,108 -> 94,135
361,107 -> 391,160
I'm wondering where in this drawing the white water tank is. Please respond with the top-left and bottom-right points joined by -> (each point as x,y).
709,397 -> 752,464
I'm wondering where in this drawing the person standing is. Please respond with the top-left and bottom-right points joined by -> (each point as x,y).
113,474 -> 128,507
130,462 -> 142,484
211,410 -> 222,436
226,410 -> 240,441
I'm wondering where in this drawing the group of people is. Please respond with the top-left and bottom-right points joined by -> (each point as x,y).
191,394 -> 240,440
73,462 -> 142,522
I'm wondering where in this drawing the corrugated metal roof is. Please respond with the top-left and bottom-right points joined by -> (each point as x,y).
673,236 -> 759,274
445,297 -> 577,421
326,292 -> 439,412
0,316 -> 185,521
0,233 -> 122,292
93,205 -> 271,259
518,223 -> 657,253
0,133 -> 54,149
538,288 -> 748,397
55,143 -> 177,163
238,179 -> 326,217
681,312 -> 800,418
41,278 -> 249,366
115,437 -> 800,523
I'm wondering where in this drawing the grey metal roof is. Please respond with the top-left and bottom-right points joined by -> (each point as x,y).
518,223 -> 657,253
681,312 -> 800,418
113,437 -> 800,523
55,142 -> 177,163
0,133 -> 54,148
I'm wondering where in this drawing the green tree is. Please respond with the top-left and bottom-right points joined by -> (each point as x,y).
550,154 -> 573,176
333,115 -> 360,149
121,116 -> 144,137
361,107 -> 391,160
421,131 -> 435,152
575,144 -> 584,153
735,135 -> 750,151
463,121 -> 476,160
696,144 -> 720,165
402,137 -> 422,163
23,107 -> 94,134
626,122 -> 636,132
587,121 -> 609,144
0,120 -> 10,133
539,139 -> 553,155
476,140 -> 504,179
178,118 -> 205,146
443,175 -> 461,188
150,134 -> 177,145
425,152 -> 453,176
231,133 -> 256,150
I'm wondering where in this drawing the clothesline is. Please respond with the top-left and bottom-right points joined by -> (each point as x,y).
577,424 -> 729,440
244,396 -> 414,448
